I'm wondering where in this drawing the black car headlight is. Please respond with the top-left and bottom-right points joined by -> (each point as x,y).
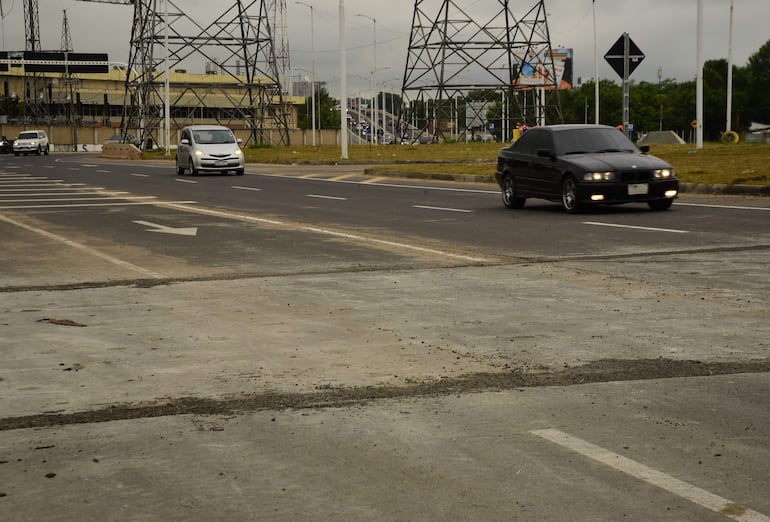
583,171 -> 615,181
654,168 -> 674,178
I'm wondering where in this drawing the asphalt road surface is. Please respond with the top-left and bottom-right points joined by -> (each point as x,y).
1,153 -> 769,521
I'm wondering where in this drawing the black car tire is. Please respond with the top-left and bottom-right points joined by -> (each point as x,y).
501,174 -> 525,209
188,158 -> 198,176
561,176 -> 582,213
648,198 -> 673,211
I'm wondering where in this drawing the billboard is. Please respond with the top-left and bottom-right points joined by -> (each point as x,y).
514,48 -> 573,90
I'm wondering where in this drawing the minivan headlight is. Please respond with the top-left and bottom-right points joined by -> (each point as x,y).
583,171 -> 615,181
233,149 -> 242,156
194,149 -> 204,157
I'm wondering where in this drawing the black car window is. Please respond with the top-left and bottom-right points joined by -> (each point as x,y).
512,129 -> 550,155
554,128 -> 639,155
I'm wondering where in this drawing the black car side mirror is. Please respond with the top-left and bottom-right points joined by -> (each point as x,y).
639,145 -> 650,153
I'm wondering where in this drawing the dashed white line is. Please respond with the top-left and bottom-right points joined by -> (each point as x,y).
175,179 -> 198,184
413,205 -> 472,213
231,186 -> 262,192
583,221 -> 689,234
531,429 -> 770,522
307,194 -> 347,201
131,173 -> 150,178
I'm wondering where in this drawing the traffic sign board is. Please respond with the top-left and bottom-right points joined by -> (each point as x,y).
604,34 -> 645,78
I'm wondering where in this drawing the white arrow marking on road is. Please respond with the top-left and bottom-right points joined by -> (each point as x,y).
132,220 -> 198,236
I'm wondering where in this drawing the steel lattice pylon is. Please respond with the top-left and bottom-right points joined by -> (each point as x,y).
400,0 -> 562,142
121,0 -> 290,149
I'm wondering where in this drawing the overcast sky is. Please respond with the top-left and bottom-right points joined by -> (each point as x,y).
0,0 -> 766,97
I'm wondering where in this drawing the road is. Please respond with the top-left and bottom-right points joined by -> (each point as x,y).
1,153 -> 769,521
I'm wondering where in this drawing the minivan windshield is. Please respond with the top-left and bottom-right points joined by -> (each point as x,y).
18,132 -> 38,140
193,129 -> 235,144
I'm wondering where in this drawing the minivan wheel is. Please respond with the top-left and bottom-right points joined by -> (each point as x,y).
36,146 -> 42,156
188,158 -> 198,176
235,169 -> 244,176
175,157 -> 185,175
44,145 -> 49,155
561,176 -> 581,213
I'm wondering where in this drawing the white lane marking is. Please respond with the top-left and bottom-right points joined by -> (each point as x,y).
175,179 -> 198,184
0,213 -> 164,279
676,202 -> 770,212
231,186 -> 262,192
160,202 -> 490,263
0,187 -> 108,192
531,429 -> 770,522
413,205 -> 472,213
301,225 -> 487,262
260,172 -> 498,194
0,201 -> 195,209
0,196 -> 156,203
307,194 -> 348,201
131,173 -> 150,178
583,221 -> 689,234
0,192 -> 128,197
80,164 -> 99,167
96,170 -> 111,173
132,220 -> 198,236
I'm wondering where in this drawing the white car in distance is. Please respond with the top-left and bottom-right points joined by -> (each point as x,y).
175,125 -> 244,176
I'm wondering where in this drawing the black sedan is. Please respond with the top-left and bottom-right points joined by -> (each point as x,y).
495,124 -> 679,212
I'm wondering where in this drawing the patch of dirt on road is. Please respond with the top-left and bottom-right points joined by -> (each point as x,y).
2,357 -> 769,431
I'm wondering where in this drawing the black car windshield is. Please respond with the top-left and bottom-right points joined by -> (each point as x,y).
554,128 -> 639,156
193,130 -> 235,144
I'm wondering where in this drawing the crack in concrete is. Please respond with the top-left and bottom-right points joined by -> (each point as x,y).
2,358 -> 769,432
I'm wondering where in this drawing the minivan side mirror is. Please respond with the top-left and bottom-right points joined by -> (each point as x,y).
237,138 -> 243,145
180,138 -> 190,145
639,144 -> 650,153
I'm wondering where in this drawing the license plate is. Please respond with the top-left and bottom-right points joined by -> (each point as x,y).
628,183 -> 649,195
215,160 -> 227,166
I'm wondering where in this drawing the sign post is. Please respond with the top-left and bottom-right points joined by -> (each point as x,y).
604,33 -> 644,136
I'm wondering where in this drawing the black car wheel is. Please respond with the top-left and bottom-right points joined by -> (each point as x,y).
648,198 -> 673,211
501,174 -> 525,209
561,176 -> 581,213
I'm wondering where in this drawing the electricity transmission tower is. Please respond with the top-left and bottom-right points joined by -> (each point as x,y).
401,0 -> 562,142
77,0 -> 291,148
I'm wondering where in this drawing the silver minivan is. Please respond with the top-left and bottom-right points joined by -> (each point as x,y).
175,125 -> 244,176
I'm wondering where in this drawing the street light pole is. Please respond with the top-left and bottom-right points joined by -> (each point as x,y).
357,14 -> 377,145
297,2 -> 317,146
339,1 -> 348,159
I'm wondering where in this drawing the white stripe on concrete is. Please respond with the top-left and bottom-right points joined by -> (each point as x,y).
531,429 -> 769,522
